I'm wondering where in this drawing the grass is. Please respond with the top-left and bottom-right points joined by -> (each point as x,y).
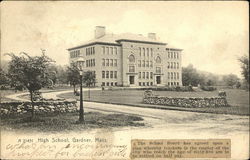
58,89 -> 249,116
1,112 -> 144,133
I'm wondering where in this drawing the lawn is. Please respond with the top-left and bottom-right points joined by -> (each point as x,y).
1,112 -> 144,133
58,89 -> 249,116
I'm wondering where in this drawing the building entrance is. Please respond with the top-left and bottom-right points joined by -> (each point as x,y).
129,76 -> 135,85
156,76 -> 161,84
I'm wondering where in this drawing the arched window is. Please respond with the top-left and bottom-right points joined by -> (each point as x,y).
156,56 -> 161,63
128,54 -> 135,63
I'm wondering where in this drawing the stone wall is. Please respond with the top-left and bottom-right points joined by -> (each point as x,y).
143,96 -> 228,108
0,100 -> 77,115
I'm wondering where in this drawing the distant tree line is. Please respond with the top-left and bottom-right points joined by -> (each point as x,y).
182,54 -> 249,89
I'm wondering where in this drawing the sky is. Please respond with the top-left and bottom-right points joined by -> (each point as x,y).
1,1 -> 249,78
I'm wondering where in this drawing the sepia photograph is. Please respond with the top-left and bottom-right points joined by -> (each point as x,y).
0,1 -> 249,159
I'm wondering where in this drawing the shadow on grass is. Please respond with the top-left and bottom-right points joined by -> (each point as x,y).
1,111 -> 144,133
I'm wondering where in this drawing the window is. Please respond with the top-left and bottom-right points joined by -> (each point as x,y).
106,71 -> 109,78
128,54 -> 135,63
110,59 -> 113,66
114,47 -> 117,55
115,82 -> 117,86
93,59 -> 95,66
106,47 -> 109,54
171,52 -> 173,58
102,82 -> 105,86
90,59 -> 93,67
110,71 -> 113,78
147,48 -> 149,57
102,47 -> 105,54
156,56 -> 161,63
139,47 -> 141,56
102,59 -> 105,66
171,62 -> 173,69
176,52 -> 179,59
167,62 -> 170,69
150,82 -> 153,86
110,47 -> 113,54
114,59 -> 117,66
138,60 -> 141,67
139,82 -> 141,86
143,82 -> 145,86
146,61 -> 149,67
174,62 -> 176,69
150,61 -> 153,67
114,71 -> 117,78
102,71 -> 105,78
174,52 -> 176,58
150,72 -> 153,79
177,72 -> 179,79
146,72 -> 149,79
142,60 -> 145,67
168,52 -> 170,58
106,59 -> 109,66
151,48 -> 153,57
139,72 -> 141,79
174,72 -> 176,79
156,67 -> 161,73
143,72 -> 145,79
111,82 -> 113,86
143,48 -> 145,56
129,66 -> 135,72
86,48 -> 88,56
171,72 -> 173,79
177,62 -> 179,69
177,82 -> 179,86
93,47 -> 95,54
168,72 -> 170,79
107,82 -> 109,86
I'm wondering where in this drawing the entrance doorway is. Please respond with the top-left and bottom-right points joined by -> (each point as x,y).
129,76 -> 135,85
156,76 -> 161,84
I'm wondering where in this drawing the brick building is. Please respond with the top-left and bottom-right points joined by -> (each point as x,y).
67,26 -> 182,87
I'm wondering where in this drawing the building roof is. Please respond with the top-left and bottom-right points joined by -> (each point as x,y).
67,33 -> 167,51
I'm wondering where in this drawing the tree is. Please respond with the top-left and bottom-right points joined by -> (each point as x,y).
0,69 -> 9,89
56,65 -> 68,84
67,63 -> 80,94
238,55 -> 249,84
222,74 -> 239,88
7,52 -> 53,118
82,71 -> 96,99
182,64 -> 206,86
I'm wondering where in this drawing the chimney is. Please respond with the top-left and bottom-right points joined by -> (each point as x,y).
95,26 -> 106,39
148,33 -> 156,40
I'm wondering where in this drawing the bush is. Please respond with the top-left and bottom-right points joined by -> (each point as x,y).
138,86 -> 193,92
200,86 -> 217,91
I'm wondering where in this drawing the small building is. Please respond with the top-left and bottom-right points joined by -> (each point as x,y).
67,26 -> 182,87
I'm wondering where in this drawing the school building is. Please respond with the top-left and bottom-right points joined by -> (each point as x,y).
67,26 -> 183,87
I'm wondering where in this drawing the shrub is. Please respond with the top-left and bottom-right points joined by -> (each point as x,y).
200,86 -> 217,91
138,86 -> 193,92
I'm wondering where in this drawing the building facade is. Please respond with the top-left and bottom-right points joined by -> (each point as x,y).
68,26 -> 182,87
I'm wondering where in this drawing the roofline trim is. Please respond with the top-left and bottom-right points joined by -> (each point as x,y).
116,39 -> 167,45
166,48 -> 183,51
67,42 -> 121,51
